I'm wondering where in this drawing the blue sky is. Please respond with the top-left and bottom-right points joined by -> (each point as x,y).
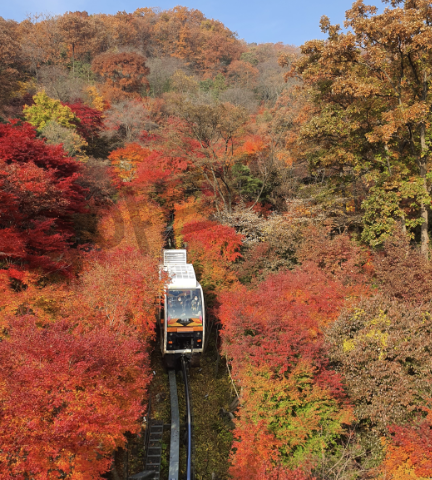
1,0 -> 383,46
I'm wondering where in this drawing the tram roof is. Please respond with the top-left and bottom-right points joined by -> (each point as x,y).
165,264 -> 198,288
163,249 -> 187,266
162,249 -> 198,288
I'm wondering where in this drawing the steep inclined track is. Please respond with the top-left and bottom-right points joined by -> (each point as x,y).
130,357 -> 193,480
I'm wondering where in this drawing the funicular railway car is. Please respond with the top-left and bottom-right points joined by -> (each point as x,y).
160,249 -> 205,368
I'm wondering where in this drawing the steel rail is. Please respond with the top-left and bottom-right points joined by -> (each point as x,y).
168,370 -> 180,480
181,356 -> 193,480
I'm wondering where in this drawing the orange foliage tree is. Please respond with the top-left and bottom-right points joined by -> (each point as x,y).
287,0 -> 432,255
92,51 -> 150,101
0,315 -> 151,480
0,17 -> 23,110
383,408 -> 432,479
173,197 -> 213,247
109,143 -> 154,183
134,6 -> 245,75
181,220 -> 243,297
0,269 -> 70,332
226,60 -> 259,88
58,11 -> 95,72
75,246 -> 163,338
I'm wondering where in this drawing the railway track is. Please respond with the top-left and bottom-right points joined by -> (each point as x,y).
130,356 -> 193,480
181,357 -> 193,480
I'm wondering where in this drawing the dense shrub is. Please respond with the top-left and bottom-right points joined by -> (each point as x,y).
374,230 -> 432,304
327,295 -> 432,435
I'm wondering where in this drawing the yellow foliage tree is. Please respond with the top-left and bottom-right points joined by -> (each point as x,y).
23,91 -> 78,131
85,85 -> 105,112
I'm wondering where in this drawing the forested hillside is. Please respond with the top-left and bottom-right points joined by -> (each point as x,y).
1,1 -> 432,479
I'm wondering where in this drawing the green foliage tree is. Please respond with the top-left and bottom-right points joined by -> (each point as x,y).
240,51 -> 259,66
212,73 -> 228,97
290,0 -> 432,255
232,163 -> 264,198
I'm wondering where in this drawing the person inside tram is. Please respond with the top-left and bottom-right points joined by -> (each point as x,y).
191,295 -> 199,314
168,290 -> 202,320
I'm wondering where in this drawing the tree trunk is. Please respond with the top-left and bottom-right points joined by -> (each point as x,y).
420,122 -> 429,259
400,216 -> 407,236
72,43 -> 75,74
420,164 -> 429,259
123,445 -> 129,480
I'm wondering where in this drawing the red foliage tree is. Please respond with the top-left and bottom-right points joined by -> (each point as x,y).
221,263 -> 349,374
134,148 -> 191,191
0,316 -> 150,479
384,410 -> 432,479
0,121 -> 86,273
182,220 -> 243,296
63,101 -> 103,141
183,220 -> 243,263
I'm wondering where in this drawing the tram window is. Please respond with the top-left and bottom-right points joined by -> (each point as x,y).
167,289 -> 203,325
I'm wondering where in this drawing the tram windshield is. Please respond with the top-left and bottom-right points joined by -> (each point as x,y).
167,289 -> 203,327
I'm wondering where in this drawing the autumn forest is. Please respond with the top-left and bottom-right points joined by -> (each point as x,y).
1,0 -> 432,479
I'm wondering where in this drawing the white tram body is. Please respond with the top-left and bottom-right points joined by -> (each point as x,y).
160,249 -> 205,365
